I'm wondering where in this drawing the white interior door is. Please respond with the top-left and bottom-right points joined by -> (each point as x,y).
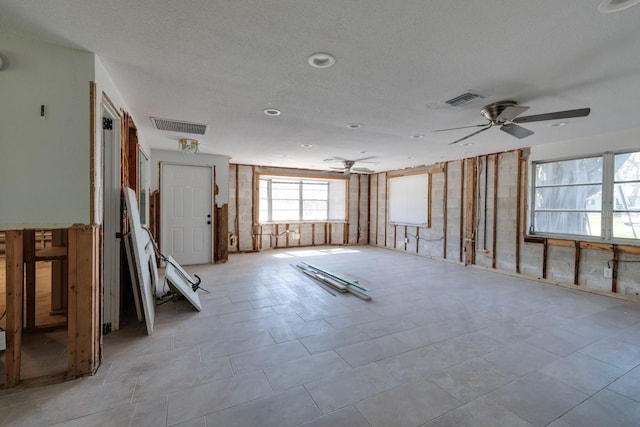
160,163 -> 213,265
101,107 -> 121,331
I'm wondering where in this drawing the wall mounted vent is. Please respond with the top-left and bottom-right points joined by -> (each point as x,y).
150,117 -> 208,135
445,92 -> 484,107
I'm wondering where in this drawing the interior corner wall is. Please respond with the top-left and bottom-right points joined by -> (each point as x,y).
0,33 -> 95,230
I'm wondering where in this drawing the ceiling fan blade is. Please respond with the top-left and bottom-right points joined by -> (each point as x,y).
512,108 -> 590,124
353,156 -> 379,163
496,105 -> 529,122
500,123 -> 534,139
352,167 -> 374,173
434,123 -> 489,132
323,156 -> 347,163
448,124 -> 492,145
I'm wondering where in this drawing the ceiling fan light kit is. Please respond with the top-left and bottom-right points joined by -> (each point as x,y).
178,138 -> 199,154
324,156 -> 377,174
437,100 -> 591,145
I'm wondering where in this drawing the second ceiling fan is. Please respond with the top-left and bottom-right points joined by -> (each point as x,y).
436,100 -> 591,145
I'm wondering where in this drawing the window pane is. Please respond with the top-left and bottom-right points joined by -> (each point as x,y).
536,157 -> 602,186
303,187 -> 328,200
614,183 -> 640,210
272,210 -> 299,221
271,185 -> 299,199
259,209 -> 269,222
614,152 -> 640,182
613,212 -> 640,239
272,199 -> 299,210
535,185 -> 602,211
303,210 -> 327,221
534,212 -> 601,236
303,200 -> 327,210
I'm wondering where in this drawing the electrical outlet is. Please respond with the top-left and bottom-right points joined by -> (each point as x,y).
404,238 -> 409,244
604,267 -> 613,279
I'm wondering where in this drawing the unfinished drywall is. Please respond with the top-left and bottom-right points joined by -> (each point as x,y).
370,147 -> 640,300
0,33 -> 94,230
228,165 -> 370,252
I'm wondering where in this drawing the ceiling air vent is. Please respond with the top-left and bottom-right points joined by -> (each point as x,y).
151,117 -> 208,135
444,92 -> 484,107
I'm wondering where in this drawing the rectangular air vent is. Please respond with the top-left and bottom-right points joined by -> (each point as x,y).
151,117 -> 208,135
445,92 -> 484,107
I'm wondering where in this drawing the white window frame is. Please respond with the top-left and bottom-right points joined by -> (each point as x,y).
529,149 -> 640,243
388,173 -> 429,227
258,175 -> 347,223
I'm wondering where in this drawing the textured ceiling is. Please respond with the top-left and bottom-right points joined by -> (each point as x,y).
1,1 -> 640,172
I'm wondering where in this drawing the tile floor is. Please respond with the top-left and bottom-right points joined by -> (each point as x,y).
1,246 -> 640,426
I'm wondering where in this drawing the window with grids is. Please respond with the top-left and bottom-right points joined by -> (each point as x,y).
530,151 -> 640,241
258,176 -> 346,222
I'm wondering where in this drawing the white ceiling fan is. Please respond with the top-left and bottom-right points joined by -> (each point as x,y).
323,156 -> 378,174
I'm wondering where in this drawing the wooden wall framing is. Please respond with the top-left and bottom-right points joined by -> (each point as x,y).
3,226 -> 101,389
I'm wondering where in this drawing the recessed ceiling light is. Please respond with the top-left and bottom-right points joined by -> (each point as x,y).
464,151 -> 472,155
308,53 -> 336,69
407,156 -> 415,160
411,134 -> 424,139
598,0 -> 640,13
548,122 -> 567,127
360,151 -> 368,154
264,108 -> 281,116
347,123 -> 362,129
463,142 -> 474,146
300,144 -> 313,148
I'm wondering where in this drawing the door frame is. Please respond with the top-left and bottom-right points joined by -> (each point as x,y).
101,98 -> 121,331
159,162 -> 215,265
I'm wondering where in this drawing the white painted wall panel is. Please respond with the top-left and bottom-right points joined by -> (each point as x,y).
0,33 -> 94,229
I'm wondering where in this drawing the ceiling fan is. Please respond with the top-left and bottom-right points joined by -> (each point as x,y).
323,156 -> 377,174
436,100 -> 591,145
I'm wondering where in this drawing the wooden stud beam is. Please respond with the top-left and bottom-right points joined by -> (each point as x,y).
574,240 -> 581,285
612,245 -> 619,293
5,230 -> 24,388
427,173 -> 432,229
492,154 -> 499,269
515,150 -> 522,274
214,204 -> 229,262
367,174 -> 371,245
235,165 -> 240,251
459,160 -> 465,263
542,238 -> 548,279
464,158 -> 477,265
443,162 -> 448,259
67,227 -> 100,379
23,229 -> 36,330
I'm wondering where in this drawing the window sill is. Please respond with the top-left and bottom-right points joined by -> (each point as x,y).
259,220 -> 347,225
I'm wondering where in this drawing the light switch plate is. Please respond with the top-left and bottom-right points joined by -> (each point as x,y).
604,267 -> 613,279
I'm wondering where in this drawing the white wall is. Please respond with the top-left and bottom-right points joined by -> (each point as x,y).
150,149 -> 229,206
530,128 -> 640,161
92,57 -> 131,225
0,33 -> 95,230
